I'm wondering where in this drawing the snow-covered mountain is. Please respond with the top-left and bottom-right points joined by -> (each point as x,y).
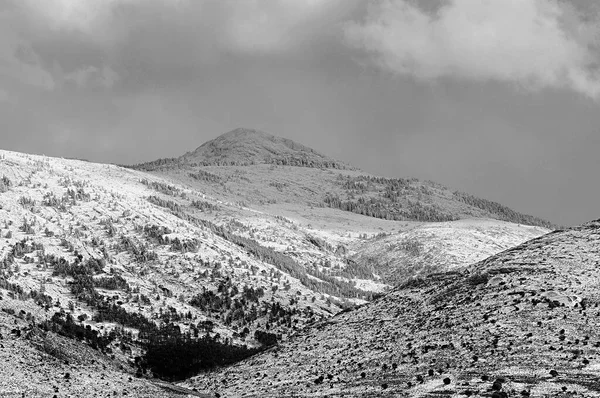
0,129 -> 555,395
188,221 -> 600,397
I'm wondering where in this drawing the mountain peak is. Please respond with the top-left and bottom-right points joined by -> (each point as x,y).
180,128 -> 351,168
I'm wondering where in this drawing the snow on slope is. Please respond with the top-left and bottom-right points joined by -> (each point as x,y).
0,149 -> 338,345
0,148 -> 552,396
352,218 -> 549,284
187,221 -> 600,397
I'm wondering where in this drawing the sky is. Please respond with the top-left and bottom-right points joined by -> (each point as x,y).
1,0 -> 600,226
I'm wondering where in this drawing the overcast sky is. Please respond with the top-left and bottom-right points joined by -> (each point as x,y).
2,0 -> 600,226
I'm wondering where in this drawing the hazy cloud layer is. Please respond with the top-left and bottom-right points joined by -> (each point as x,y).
345,0 -> 600,98
2,0 -> 600,226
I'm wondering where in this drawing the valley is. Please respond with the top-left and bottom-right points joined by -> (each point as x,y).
0,128 -> 558,396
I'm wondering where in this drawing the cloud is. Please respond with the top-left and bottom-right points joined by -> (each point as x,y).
64,65 -> 119,89
0,0 -> 357,95
18,0 -> 353,54
0,89 -> 10,103
345,0 -> 600,98
217,0 -> 352,53
0,5 -> 56,90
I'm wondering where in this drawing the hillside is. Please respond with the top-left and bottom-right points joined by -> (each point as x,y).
0,131 -> 557,396
0,147 -> 549,388
0,300 -> 194,397
129,128 -> 557,229
187,221 -> 600,397
350,219 -> 546,285
130,128 -> 352,170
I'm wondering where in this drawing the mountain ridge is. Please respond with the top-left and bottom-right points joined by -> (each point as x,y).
127,127 -> 558,229
0,138 -> 558,396
130,128 -> 353,170
188,219 -> 600,397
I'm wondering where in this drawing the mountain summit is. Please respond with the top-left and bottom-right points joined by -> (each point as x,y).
183,128 -> 348,168
133,128 -> 350,170
128,127 -> 557,230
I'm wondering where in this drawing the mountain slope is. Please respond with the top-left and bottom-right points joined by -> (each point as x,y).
131,128 -> 351,170
188,221 -> 600,397
0,300 -> 191,398
129,128 -> 557,229
0,129 -> 555,395
350,219 -> 547,284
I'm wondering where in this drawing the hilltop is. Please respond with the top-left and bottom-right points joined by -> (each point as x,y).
188,220 -> 600,397
129,128 -> 557,229
131,128 -> 351,170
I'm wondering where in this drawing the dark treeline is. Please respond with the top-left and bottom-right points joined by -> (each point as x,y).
147,195 -> 182,213
123,157 -> 180,171
41,311 -> 114,351
124,155 -> 351,171
140,326 -> 261,381
324,194 -> 456,222
453,191 -> 558,229
331,175 -> 556,228
191,199 -> 220,212
188,170 -> 221,183
141,179 -> 181,196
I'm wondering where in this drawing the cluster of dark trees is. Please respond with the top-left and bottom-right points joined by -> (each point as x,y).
188,280 -> 297,329
126,152 -> 350,170
333,175 -> 556,228
190,200 -> 219,212
147,195 -> 182,213
42,192 -> 69,211
169,237 -> 199,253
124,157 -> 180,171
254,330 -> 277,346
188,170 -> 221,183
9,239 -> 44,260
0,175 -> 11,192
141,179 -> 181,196
323,194 -> 456,222
51,255 -> 106,307
191,281 -> 261,319
65,187 -> 91,202
114,235 -> 158,263
141,224 -> 172,244
95,274 -> 130,291
18,195 -> 36,207
453,191 -> 557,229
42,311 -> 114,351
140,326 -> 261,381
262,155 -> 349,169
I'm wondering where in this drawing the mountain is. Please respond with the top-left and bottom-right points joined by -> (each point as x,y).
0,303 -> 194,397
187,221 -> 600,397
131,128 -> 352,170
350,219 -> 546,284
0,129 -> 556,395
130,128 -> 557,229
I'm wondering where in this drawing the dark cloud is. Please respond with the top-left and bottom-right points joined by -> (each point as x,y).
1,0 -> 599,226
